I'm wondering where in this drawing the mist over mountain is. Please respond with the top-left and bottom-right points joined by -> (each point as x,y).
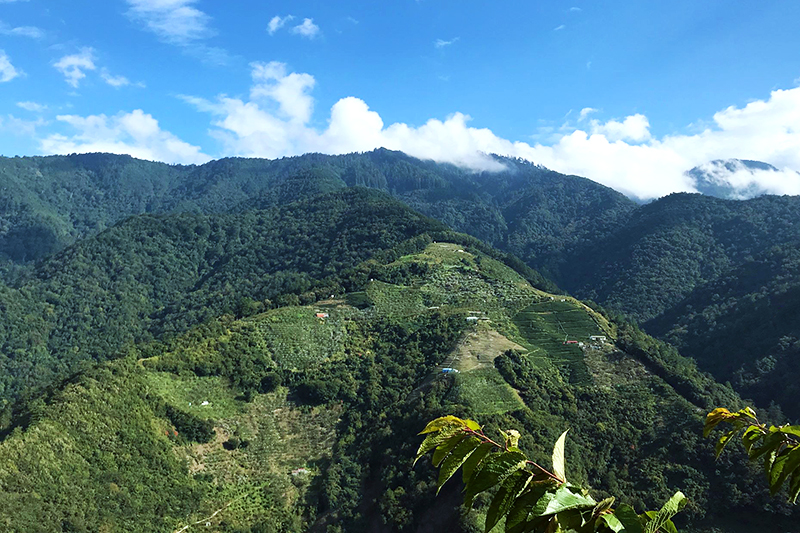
687,159 -> 800,200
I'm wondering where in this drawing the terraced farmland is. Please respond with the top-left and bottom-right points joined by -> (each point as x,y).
512,300 -> 603,386
253,306 -> 352,370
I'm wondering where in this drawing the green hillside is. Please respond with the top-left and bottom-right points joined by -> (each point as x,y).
0,240 -> 793,532
0,188 -> 448,403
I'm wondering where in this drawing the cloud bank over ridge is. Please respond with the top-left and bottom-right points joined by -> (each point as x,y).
41,62 -> 800,200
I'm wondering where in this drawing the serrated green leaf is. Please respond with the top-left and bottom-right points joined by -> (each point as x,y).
419,415 -> 466,434
778,426 -> 800,439
789,469 -> 800,504
769,446 -> 800,496
715,428 -> 739,459
741,425 -> 765,454
415,425 -> 463,465
613,504 -> 643,533
643,492 -> 687,533
599,512 -> 625,532
505,488 -> 547,533
749,431 -> 784,462
485,470 -> 531,533
433,433 -> 465,467
552,429 -> 569,483
438,437 -> 480,493
593,496 -> 615,518
464,451 -> 527,508
463,442 -> 494,484
529,485 -> 596,518
465,419 -> 481,431
738,407 -> 758,420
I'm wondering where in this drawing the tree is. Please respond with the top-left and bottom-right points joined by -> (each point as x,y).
415,416 -> 686,533
704,406 -> 800,503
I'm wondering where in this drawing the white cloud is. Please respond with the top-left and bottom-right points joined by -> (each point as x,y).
553,25 -> 566,31
54,48 -> 96,87
0,0 -> 29,3
40,109 -> 209,164
0,49 -> 21,82
435,37 -> 459,48
267,14 -> 294,35
0,21 -> 45,39
182,63 -> 800,200
291,18 -> 320,39
101,69 -> 131,88
579,107 -> 597,121
570,7 -> 582,12
692,160 -> 800,198
126,0 -> 213,45
588,113 -> 651,142
17,101 -> 47,112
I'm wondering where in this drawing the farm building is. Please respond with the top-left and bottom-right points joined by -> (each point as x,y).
441,368 -> 460,374
589,335 -> 607,342
315,313 -> 329,319
466,316 -> 479,321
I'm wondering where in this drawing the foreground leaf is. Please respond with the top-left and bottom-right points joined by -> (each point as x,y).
643,491 -> 687,533
552,429 -> 569,483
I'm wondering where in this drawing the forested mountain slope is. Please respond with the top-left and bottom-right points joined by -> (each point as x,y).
0,188 -> 450,403
0,151 -> 636,269
1,239 -> 791,533
645,242 -> 800,419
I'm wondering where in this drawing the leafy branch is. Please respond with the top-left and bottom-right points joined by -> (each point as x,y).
415,415 -> 686,533
705,407 -> 800,503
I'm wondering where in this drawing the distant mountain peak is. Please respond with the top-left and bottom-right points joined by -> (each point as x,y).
687,158 -> 799,199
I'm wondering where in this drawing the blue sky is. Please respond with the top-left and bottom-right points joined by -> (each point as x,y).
2,0 -> 800,198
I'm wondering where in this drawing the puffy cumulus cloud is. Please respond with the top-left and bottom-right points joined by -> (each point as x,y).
692,160 -> 800,198
267,15 -> 294,35
291,18 -> 320,39
250,61 -> 315,123
53,48 -> 96,87
182,63 -> 800,200
40,109 -> 210,164
588,113 -> 651,142
0,50 -> 21,82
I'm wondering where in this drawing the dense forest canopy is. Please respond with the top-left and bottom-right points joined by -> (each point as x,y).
1,150 -> 799,531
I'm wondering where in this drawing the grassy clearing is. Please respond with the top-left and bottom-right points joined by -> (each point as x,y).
449,367 -> 524,415
147,372 -> 244,419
